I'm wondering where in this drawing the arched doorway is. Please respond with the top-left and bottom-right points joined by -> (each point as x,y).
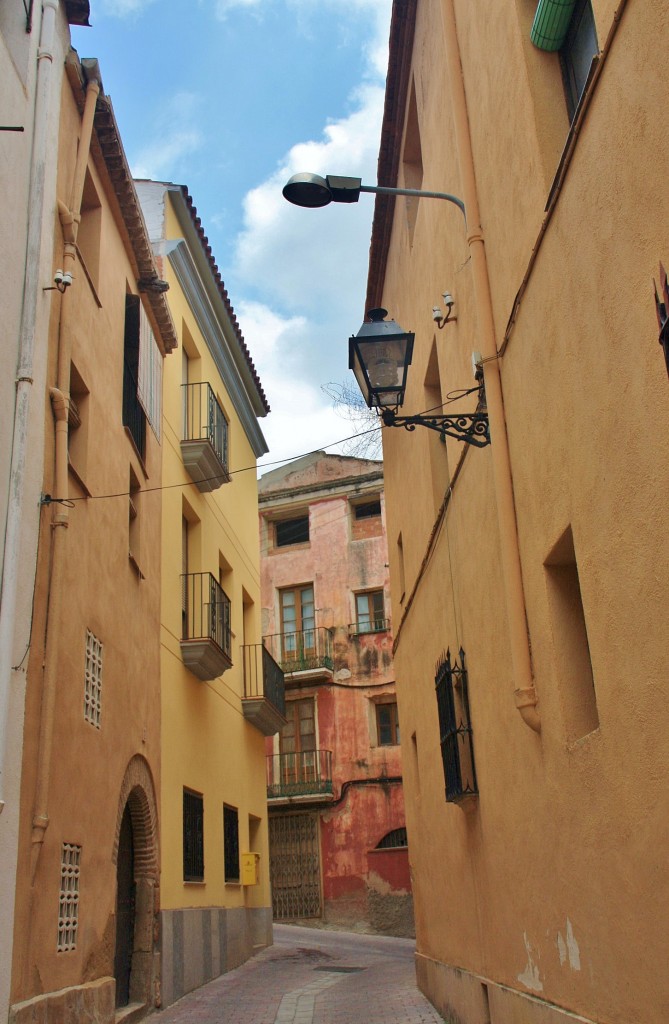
114,803 -> 136,1007
112,755 -> 159,1012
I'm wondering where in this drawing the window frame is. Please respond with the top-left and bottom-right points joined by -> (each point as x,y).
354,589 -> 386,634
375,702 -> 400,746
183,788 -> 204,883
274,514 -> 310,548
223,804 -> 240,884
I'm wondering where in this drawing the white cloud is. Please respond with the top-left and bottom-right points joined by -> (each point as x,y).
96,0 -> 158,16
131,93 -> 203,180
231,0 -> 391,465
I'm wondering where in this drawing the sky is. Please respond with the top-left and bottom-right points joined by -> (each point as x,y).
71,0 -> 391,471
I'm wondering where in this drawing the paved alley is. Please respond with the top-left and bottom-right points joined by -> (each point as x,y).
154,925 -> 444,1024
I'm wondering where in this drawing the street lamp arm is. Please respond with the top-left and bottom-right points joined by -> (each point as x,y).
360,184 -> 466,218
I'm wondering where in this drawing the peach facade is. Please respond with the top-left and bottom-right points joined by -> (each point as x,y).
0,5 -> 88,1017
364,1 -> 669,1022
11,51 -> 176,1024
259,453 -> 413,937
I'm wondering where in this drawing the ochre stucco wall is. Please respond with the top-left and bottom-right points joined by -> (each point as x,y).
375,0 -> 669,1021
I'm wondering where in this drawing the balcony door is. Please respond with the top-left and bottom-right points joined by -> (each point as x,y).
280,698 -> 316,787
280,585 -> 315,666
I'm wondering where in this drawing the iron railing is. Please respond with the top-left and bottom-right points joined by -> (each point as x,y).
241,643 -> 286,718
348,617 -> 391,635
266,750 -> 333,799
181,572 -> 231,660
262,627 -> 334,675
123,360 -> 146,455
435,647 -> 478,802
182,382 -> 228,470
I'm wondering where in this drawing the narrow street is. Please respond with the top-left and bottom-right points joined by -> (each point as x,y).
154,925 -> 444,1024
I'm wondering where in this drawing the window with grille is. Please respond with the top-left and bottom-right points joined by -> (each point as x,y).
375,827 -> 408,849
435,648 -> 478,802
57,843 -> 81,951
223,805 -> 240,883
183,789 -> 204,882
84,630 -> 103,728
376,702 -> 400,746
355,590 -> 386,633
275,515 -> 309,547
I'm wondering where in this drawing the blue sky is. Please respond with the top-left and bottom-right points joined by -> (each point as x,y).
72,0 -> 391,468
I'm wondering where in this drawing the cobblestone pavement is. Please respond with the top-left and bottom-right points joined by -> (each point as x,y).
155,924 -> 445,1024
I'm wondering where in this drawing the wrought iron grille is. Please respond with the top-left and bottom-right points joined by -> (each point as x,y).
435,647 -> 478,802
262,627 -> 334,675
183,789 -> 204,881
181,572 -> 231,659
123,360 -> 146,455
269,812 -> 322,919
223,805 -> 239,882
182,382 -> 229,469
241,643 -> 286,716
266,750 -> 333,799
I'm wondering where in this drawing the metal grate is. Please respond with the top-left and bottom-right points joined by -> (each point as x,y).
183,789 -> 204,882
57,843 -> 81,951
269,812 -> 322,920
223,805 -> 239,882
375,826 -> 408,849
84,629 -> 103,728
435,647 -> 478,802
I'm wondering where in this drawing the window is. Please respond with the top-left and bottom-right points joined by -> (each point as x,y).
376,702 -> 400,746
77,170 -> 102,292
137,302 -> 163,441
57,843 -> 81,951
183,789 -> 204,882
279,585 -> 315,663
84,629 -> 103,728
68,362 -> 90,487
545,526 -> 599,740
223,805 -> 240,883
275,515 -> 309,547
435,648 -> 478,802
128,466 -> 142,576
123,295 -> 146,457
402,80 -> 423,242
355,590 -> 385,633
354,500 -> 381,520
560,0 -> 598,120
280,698 -> 317,788
375,827 -> 407,849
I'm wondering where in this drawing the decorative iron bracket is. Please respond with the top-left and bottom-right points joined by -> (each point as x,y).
381,408 -> 489,447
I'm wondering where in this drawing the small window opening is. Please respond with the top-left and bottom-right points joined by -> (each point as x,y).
560,0 -> 598,120
223,805 -> 240,883
183,789 -> 204,882
354,500 -> 381,520
275,516 -> 309,547
375,827 -> 408,849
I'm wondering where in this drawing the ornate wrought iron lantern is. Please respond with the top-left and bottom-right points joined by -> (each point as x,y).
348,309 -> 490,448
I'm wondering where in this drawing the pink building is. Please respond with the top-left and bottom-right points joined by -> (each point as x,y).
259,453 -> 413,936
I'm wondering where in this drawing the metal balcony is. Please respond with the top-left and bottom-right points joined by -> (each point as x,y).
181,382 -> 230,492
180,572 -> 232,680
262,627 -> 334,683
241,643 -> 286,736
348,617 -> 391,636
266,750 -> 334,802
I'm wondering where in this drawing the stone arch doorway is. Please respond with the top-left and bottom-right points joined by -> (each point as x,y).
112,755 -> 160,1012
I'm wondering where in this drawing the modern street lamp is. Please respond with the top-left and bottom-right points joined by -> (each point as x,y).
282,172 -> 466,218
349,309 -> 490,448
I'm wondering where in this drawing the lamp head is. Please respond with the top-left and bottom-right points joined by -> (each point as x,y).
282,172 -> 362,208
348,308 -> 415,410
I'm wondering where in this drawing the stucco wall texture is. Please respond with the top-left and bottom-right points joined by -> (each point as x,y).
259,454 -> 414,937
372,0 -> 669,1022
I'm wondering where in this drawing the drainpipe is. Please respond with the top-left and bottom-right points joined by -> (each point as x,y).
440,0 -> 541,733
0,0 -> 62,813
30,69 -> 101,877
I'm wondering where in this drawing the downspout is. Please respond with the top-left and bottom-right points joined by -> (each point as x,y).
0,0 -> 61,813
30,69 -> 100,877
441,0 -> 541,733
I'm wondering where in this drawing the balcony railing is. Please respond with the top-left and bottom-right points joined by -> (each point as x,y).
241,644 -> 286,736
348,617 -> 391,636
180,572 -> 232,680
123,360 -> 146,456
181,382 -> 230,491
266,750 -> 333,800
262,627 -> 334,678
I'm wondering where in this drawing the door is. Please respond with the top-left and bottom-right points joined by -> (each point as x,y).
280,698 -> 316,789
114,803 -> 135,1008
269,812 -> 322,920
280,585 -> 315,666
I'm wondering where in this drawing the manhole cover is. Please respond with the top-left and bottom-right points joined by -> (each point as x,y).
314,966 -> 365,974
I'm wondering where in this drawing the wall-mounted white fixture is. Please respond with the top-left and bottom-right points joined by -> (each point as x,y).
432,292 -> 456,328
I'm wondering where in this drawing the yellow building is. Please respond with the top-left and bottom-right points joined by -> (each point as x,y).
136,180 -> 283,1008
356,1 -> 669,1022
11,52 -> 176,1024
